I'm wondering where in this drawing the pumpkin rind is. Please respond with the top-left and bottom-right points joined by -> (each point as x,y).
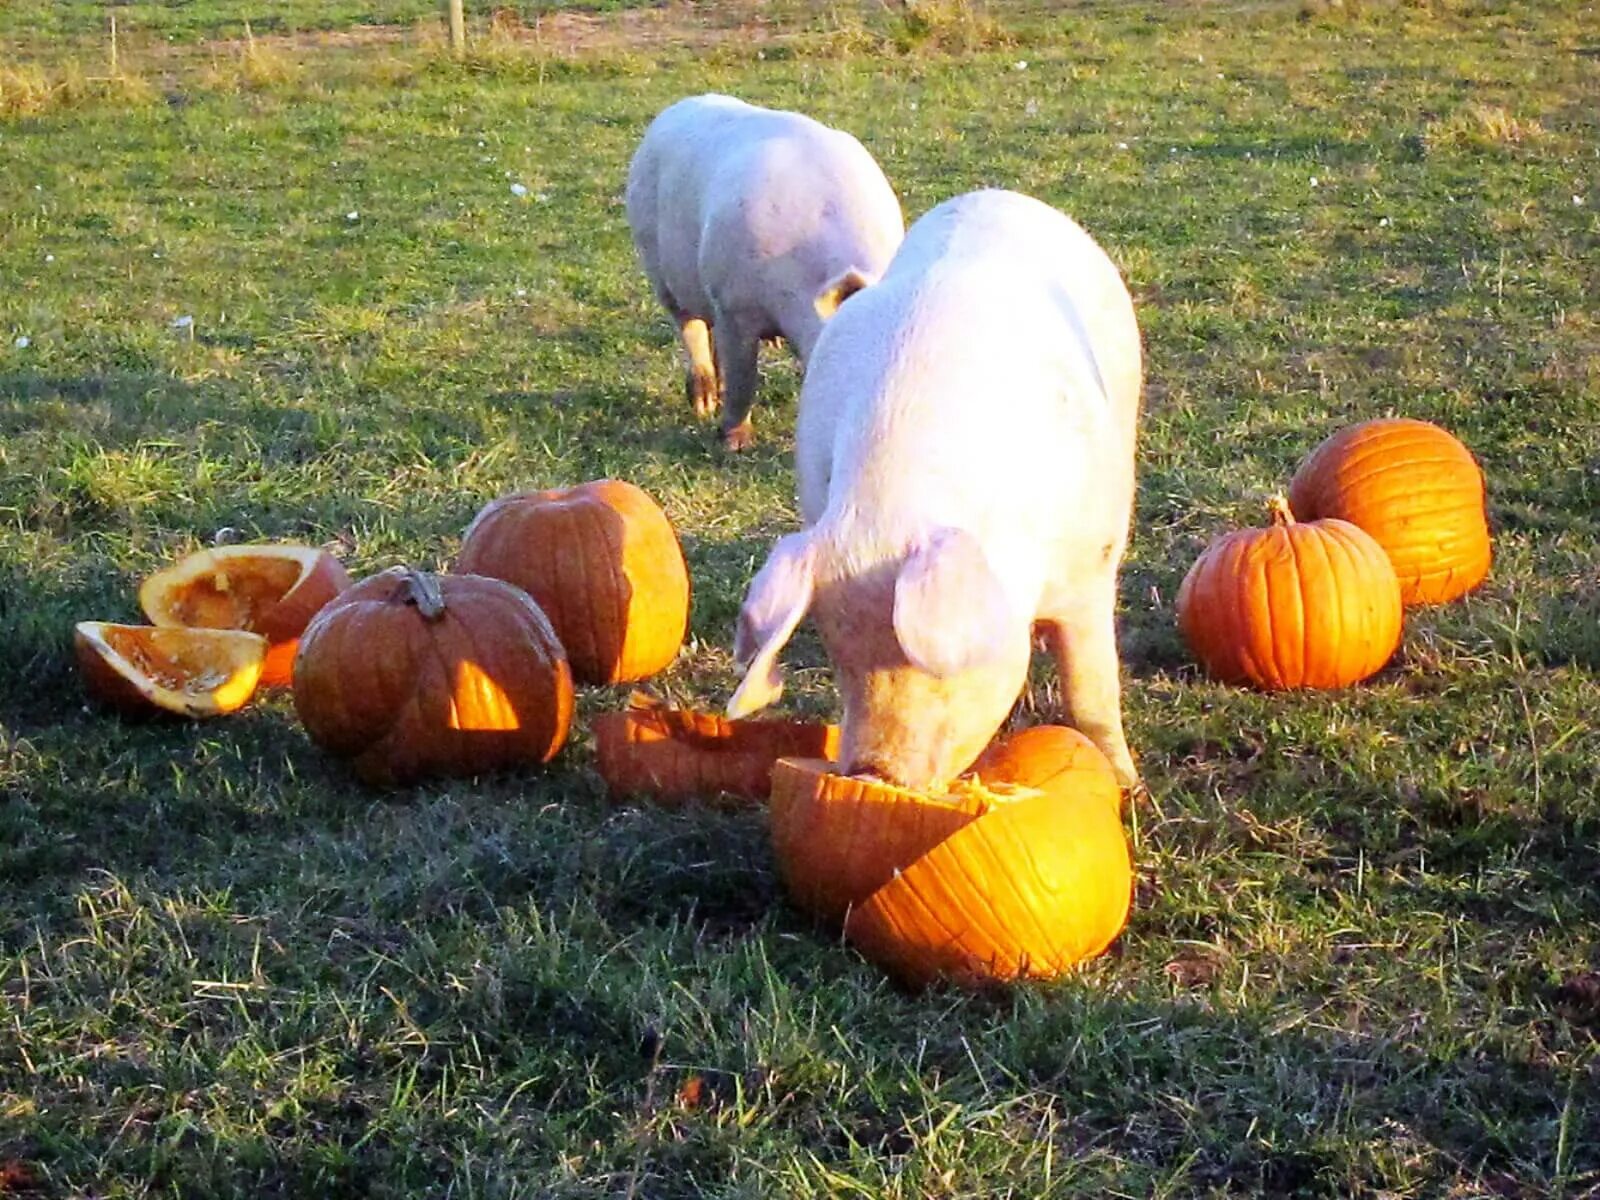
292,567 -> 573,786
139,543 -> 351,688
1287,418 -> 1491,605
74,622 -> 267,718
843,735 -> 1131,988
1176,505 -> 1403,690
594,694 -> 839,807
769,759 -> 991,926
457,480 -> 690,685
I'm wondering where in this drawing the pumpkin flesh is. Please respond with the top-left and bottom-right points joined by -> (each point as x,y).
594,694 -> 839,807
140,543 -> 351,687
74,622 -> 267,718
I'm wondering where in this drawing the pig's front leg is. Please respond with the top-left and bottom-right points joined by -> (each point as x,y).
1039,588 -> 1139,789
712,308 -> 763,450
677,315 -> 719,418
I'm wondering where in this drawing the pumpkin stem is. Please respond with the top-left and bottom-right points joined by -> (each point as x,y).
1268,494 -> 1297,528
399,568 -> 447,621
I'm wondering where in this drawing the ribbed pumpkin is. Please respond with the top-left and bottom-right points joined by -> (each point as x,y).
456,480 -> 689,685
1176,498 -> 1403,690
769,760 -> 990,926
593,692 -> 839,808
1287,417 -> 1491,605
74,622 -> 267,718
140,543 -> 351,687
292,567 -> 573,786
844,727 -> 1132,988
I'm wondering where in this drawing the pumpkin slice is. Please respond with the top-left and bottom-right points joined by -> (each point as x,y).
843,727 -> 1131,988
140,543 -> 351,688
74,622 -> 268,718
593,693 -> 840,808
770,759 -> 993,926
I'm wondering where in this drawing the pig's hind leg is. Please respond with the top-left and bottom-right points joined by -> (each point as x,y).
711,306 -> 766,451
1038,585 -> 1139,789
675,313 -> 720,418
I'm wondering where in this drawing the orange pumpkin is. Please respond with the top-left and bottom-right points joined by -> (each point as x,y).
593,692 -> 839,808
1287,417 -> 1491,605
844,727 -> 1131,988
292,567 -> 573,786
1176,497 -> 1403,690
139,543 -> 351,687
769,760 -> 991,927
457,480 -> 689,685
74,622 -> 267,718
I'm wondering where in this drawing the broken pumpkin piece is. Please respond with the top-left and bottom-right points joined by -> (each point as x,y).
139,543 -> 351,688
74,622 -> 268,718
593,692 -> 839,808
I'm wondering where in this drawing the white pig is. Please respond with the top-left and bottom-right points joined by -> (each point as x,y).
625,94 -> 905,449
727,188 -> 1142,790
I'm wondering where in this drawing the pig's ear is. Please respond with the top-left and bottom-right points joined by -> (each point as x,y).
728,531 -> 816,718
893,528 -> 1016,678
812,268 -> 874,321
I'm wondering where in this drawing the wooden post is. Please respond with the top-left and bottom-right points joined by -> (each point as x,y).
447,0 -> 466,58
108,11 -> 118,76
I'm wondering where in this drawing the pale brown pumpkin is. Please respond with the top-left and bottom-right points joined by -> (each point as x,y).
74,622 -> 267,719
1287,417 -> 1491,605
1176,498 -> 1403,691
139,543 -> 351,687
457,480 -> 689,685
592,692 -> 839,808
292,567 -> 573,786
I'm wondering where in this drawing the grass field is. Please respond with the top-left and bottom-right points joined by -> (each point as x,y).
2,1 -> 1598,1195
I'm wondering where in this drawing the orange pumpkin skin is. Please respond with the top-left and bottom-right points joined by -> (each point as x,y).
292,568 -> 573,786
769,759 -> 991,926
1287,418 -> 1491,605
593,693 -> 839,808
1176,501 -> 1403,691
139,543 -> 351,688
457,480 -> 690,685
74,622 -> 267,719
844,728 -> 1131,988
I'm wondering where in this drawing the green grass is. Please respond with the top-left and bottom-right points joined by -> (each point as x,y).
3,2 -> 1599,1195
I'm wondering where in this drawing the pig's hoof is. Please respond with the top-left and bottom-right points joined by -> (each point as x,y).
687,371 -> 719,418
719,421 -> 756,451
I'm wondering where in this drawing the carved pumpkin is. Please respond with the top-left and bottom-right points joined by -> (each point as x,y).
292,567 -> 573,786
593,692 -> 839,808
1287,417 -> 1491,605
74,622 -> 267,718
844,727 -> 1132,988
140,543 -> 351,687
457,480 -> 689,685
1176,497 -> 1403,690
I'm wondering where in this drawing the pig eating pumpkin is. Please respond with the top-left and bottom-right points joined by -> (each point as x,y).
625,93 -> 905,449
728,189 -> 1143,791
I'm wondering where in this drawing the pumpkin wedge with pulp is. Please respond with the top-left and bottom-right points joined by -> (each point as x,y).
140,543 -> 351,687
593,692 -> 839,807
74,622 -> 268,718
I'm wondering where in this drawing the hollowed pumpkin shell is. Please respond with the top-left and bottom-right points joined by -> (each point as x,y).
1287,417 -> 1491,605
140,543 -> 351,687
292,567 -> 573,786
593,693 -> 839,808
74,622 -> 268,718
457,479 -> 690,685
772,726 -> 1133,988
1176,498 -> 1403,690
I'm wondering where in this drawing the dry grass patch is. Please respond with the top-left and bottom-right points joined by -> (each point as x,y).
1425,102 -> 1545,151
0,60 -> 158,118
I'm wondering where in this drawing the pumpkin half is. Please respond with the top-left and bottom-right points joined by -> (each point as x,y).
593,692 -> 839,808
292,567 -> 573,786
457,479 -> 690,685
773,726 -> 1133,988
74,621 -> 267,718
1287,417 -> 1491,605
140,543 -> 351,687
1176,497 -> 1403,691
